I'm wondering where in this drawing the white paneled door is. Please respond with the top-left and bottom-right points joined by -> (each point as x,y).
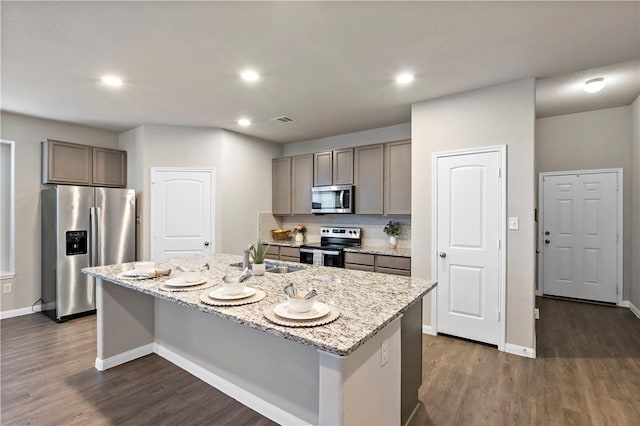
541,172 -> 618,303
436,150 -> 502,345
151,168 -> 214,259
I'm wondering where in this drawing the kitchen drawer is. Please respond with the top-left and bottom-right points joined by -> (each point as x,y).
344,252 -> 375,266
280,255 -> 300,263
265,253 -> 279,261
280,247 -> 300,258
376,255 -> 411,271
345,263 -> 375,272
376,266 -> 411,277
265,246 -> 279,256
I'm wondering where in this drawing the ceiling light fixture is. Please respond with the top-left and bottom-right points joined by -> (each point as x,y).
240,70 -> 260,82
395,73 -> 415,84
237,118 -> 252,127
584,77 -> 605,93
101,75 -> 123,87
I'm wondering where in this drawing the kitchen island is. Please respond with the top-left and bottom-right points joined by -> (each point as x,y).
83,253 -> 436,425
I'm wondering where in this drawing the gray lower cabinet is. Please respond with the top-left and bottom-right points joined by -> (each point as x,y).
292,154 -> 314,214
345,252 -> 411,276
354,144 -> 384,214
384,140 -> 411,215
272,157 -> 292,215
264,245 -> 300,262
42,139 -> 127,187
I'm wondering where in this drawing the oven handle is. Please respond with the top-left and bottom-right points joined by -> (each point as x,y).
300,248 -> 340,256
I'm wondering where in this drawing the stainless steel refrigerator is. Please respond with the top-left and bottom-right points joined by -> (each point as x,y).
41,186 -> 135,322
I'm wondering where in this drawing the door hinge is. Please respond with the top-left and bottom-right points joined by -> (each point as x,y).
498,239 -> 501,249
497,311 -> 501,321
498,168 -> 502,178
617,234 -> 619,243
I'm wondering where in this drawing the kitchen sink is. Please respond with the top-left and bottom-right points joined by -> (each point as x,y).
228,261 -> 304,273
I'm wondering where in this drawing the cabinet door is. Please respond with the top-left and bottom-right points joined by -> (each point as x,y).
384,140 -> 411,215
354,144 -> 384,214
42,139 -> 91,185
92,147 -> 127,187
333,148 -> 353,185
313,151 -> 333,186
272,157 -> 291,215
292,154 -> 314,214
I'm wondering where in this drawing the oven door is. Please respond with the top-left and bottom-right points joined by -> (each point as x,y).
299,248 -> 344,267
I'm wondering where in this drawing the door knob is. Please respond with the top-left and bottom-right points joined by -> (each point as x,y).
204,241 -> 210,246
545,239 -> 550,244
439,252 -> 447,258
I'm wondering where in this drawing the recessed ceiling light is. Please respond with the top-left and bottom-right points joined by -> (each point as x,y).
240,70 -> 260,82
101,75 -> 123,87
584,77 -> 605,93
237,118 -> 252,127
395,73 -> 415,84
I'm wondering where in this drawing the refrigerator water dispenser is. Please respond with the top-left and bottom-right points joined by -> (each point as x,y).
65,231 -> 87,255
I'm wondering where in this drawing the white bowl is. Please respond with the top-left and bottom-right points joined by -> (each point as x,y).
221,275 -> 246,295
134,261 -> 155,274
287,296 -> 316,313
182,270 -> 202,283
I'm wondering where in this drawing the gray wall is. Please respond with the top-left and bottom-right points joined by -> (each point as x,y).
535,106 -> 633,300
411,79 -> 537,349
118,125 -> 282,260
0,112 -> 119,312
631,96 -> 640,311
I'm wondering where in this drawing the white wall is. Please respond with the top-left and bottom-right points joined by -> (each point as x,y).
0,112 -> 120,312
631,96 -> 640,311
118,125 -> 282,260
535,106 -> 633,300
412,79 -> 537,349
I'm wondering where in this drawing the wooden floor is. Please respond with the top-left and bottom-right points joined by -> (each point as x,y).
1,297 -> 638,425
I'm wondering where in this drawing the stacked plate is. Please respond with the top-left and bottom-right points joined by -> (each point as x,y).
199,287 -> 266,307
263,301 -> 340,327
159,276 -> 212,292
117,270 -> 156,280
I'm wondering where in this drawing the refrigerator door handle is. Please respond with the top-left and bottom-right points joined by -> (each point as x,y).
90,207 -> 99,266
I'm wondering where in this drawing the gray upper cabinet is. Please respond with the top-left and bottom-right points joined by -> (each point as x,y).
92,147 -> 127,187
42,139 -> 92,185
292,154 -> 314,214
314,148 -> 353,186
313,151 -> 333,186
384,140 -> 411,215
354,144 -> 384,214
272,157 -> 292,215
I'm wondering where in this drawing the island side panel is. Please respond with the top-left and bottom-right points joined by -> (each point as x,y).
401,299 -> 423,424
318,317 -> 402,426
153,298 -> 320,425
95,279 -> 155,370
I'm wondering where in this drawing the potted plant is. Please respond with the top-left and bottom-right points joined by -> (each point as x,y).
250,240 -> 269,276
293,224 -> 307,243
383,221 -> 401,249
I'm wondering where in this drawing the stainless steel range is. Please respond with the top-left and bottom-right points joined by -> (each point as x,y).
299,227 -> 361,268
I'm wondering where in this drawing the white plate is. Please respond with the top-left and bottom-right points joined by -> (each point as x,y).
208,287 -> 257,300
273,301 -> 331,320
164,277 -> 207,287
118,270 -> 155,279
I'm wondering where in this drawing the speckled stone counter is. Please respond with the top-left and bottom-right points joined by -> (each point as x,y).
83,253 -> 433,356
344,245 -> 411,258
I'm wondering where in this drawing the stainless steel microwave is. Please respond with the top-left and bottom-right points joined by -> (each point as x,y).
311,185 -> 354,214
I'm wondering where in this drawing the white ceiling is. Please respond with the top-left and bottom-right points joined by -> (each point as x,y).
1,1 -> 639,143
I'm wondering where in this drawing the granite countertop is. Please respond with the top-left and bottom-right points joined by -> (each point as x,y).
82,253 -> 434,356
344,245 -> 411,258
264,240 -> 304,248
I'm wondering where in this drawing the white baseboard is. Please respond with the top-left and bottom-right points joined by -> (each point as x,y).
0,304 -> 41,320
619,300 -> 630,308
422,325 -> 436,336
94,343 -> 154,371
154,343 -> 309,426
504,343 -> 536,359
629,302 -> 640,319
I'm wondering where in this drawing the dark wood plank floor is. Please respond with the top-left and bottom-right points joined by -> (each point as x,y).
410,297 -> 640,426
2,297 -> 639,425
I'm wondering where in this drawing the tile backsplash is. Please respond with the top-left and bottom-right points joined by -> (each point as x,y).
258,213 -> 411,248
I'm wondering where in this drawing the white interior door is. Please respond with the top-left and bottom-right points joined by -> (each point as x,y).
436,150 -> 502,345
151,168 -> 214,259
541,172 -> 618,303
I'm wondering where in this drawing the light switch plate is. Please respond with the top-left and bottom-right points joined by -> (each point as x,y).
508,217 -> 519,231
3,282 -> 12,294
381,338 -> 389,367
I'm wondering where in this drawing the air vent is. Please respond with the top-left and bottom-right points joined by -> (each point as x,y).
270,116 -> 295,123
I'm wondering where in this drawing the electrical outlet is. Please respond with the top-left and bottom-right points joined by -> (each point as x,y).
508,217 -> 519,230
3,282 -> 13,294
381,338 -> 389,367
534,308 -> 540,320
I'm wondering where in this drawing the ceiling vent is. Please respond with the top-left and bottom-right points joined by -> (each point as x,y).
270,116 -> 295,123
